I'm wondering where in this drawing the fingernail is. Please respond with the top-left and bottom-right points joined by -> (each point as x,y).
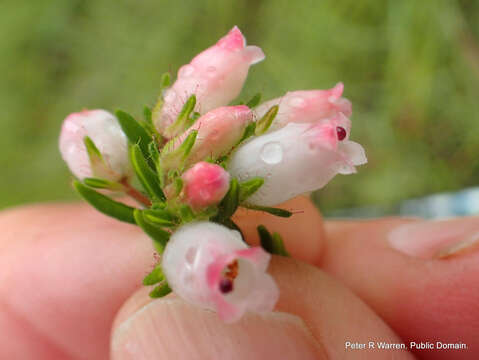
388,218 -> 479,259
111,298 -> 322,360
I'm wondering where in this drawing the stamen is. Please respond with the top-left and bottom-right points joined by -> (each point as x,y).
225,260 -> 238,280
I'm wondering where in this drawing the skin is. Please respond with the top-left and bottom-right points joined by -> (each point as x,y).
0,197 -> 477,359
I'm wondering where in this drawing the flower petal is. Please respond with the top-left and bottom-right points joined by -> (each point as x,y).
254,83 -> 352,133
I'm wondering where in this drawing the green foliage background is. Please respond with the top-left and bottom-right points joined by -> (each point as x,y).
1,0 -> 479,213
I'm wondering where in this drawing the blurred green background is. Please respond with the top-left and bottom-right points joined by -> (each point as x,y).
1,0 -> 479,213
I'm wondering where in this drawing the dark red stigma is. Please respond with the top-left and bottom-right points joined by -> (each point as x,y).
336,126 -> 346,141
219,278 -> 234,294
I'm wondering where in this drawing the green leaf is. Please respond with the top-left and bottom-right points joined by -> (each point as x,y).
143,209 -> 177,227
246,93 -> 262,108
134,209 -> 170,253
255,105 -> 278,135
271,232 -> 290,256
74,181 -> 136,224
257,225 -> 274,253
164,95 -> 196,137
116,110 -> 153,158
160,72 -> 171,88
160,130 -> 198,171
215,178 -> 239,221
143,264 -> 165,285
191,111 -> 201,122
130,143 -> 165,200
84,136 -> 102,159
239,122 -> 256,143
148,141 -> 160,165
83,136 -> 111,178
83,177 -> 123,191
178,130 -> 197,159
257,225 -> 290,256
244,204 -> 292,217
179,204 -> 195,222
239,178 -> 264,202
149,282 -> 172,298
143,106 -> 153,125
173,177 -> 183,196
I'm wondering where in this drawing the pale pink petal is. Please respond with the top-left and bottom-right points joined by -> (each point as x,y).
254,83 -> 352,132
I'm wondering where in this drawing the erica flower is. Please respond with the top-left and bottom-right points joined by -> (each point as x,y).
228,113 -> 367,206
254,82 -> 352,133
59,110 -> 131,181
176,162 -> 230,210
161,222 -> 279,323
154,26 -> 265,137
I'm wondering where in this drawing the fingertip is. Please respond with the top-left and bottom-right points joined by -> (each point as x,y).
111,291 -> 324,360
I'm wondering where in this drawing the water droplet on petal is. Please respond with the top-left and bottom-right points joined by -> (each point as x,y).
179,64 -> 194,78
289,97 -> 305,108
260,142 -> 283,165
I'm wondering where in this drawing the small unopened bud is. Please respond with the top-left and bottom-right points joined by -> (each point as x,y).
180,162 -> 230,210
172,105 -> 254,166
154,26 -> 264,138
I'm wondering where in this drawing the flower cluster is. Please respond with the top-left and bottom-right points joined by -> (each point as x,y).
59,26 -> 366,322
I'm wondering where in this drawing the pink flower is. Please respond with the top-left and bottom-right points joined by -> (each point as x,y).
59,109 -> 131,181
180,162 -> 230,210
167,105 -> 253,166
228,113 -> 366,206
254,82 -> 352,132
161,222 -> 278,323
154,26 -> 265,137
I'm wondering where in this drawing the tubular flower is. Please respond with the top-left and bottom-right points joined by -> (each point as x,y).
59,109 -> 131,181
254,82 -> 352,133
179,162 -> 230,210
161,222 -> 279,323
155,26 -> 265,137
228,113 -> 367,206
170,105 -> 253,166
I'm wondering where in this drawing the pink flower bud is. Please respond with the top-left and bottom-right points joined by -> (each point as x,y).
228,113 -> 366,206
155,26 -> 264,137
59,110 -> 131,181
254,82 -> 352,132
162,222 -> 278,323
173,105 -> 254,165
181,162 -> 230,210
